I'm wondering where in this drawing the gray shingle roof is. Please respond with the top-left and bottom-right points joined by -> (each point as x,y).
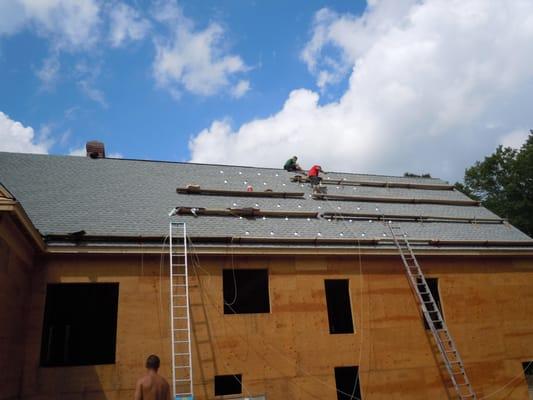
0,151 -> 530,247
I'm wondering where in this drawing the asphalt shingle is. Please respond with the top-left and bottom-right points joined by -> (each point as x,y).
0,152 -> 530,245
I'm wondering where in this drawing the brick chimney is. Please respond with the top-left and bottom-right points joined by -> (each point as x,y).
86,141 -> 106,159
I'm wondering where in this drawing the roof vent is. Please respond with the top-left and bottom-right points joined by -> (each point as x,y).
86,141 -> 106,159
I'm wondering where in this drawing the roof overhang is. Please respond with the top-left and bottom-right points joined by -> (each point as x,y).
43,234 -> 533,257
0,197 -> 46,252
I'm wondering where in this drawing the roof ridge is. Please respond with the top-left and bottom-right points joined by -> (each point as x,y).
0,151 -> 446,182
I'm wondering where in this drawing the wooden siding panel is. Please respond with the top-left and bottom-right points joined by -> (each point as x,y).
14,253 -> 533,399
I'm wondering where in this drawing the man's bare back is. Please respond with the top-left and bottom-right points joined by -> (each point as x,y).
135,355 -> 170,400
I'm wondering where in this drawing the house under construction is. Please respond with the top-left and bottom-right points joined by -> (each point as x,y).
1,144 -> 533,400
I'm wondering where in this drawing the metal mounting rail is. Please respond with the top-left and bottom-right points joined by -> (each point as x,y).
169,222 -> 194,400
388,223 -> 477,400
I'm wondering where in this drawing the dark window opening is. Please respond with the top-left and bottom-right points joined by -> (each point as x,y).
40,283 -> 119,367
334,366 -> 362,400
223,269 -> 270,314
523,362 -> 533,394
421,278 -> 443,330
214,374 -> 242,396
0,237 -> 9,273
325,279 -> 354,334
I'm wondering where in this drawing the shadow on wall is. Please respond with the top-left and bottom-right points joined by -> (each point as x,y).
18,253 -> 173,400
0,236 -> 35,400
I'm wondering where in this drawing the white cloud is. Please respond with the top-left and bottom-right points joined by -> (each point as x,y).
190,0 -> 533,181
69,147 -> 86,156
0,111 -> 50,154
501,129 -> 529,149
77,80 -> 108,108
109,2 -> 150,47
36,54 -> 60,87
301,2 -> 418,89
69,147 -> 123,158
153,1 -> 249,97
0,0 -> 101,50
231,80 -> 250,98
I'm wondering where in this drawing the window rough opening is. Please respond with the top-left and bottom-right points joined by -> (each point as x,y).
523,362 -> 533,400
40,283 -> 119,367
422,278 -> 443,330
334,366 -> 362,400
214,374 -> 242,396
223,269 -> 270,314
325,279 -> 355,334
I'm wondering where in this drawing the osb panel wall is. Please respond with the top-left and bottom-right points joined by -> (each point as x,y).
18,252 -> 533,400
0,215 -> 35,400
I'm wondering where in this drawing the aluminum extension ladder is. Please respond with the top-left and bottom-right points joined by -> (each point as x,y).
388,223 -> 477,400
169,222 -> 194,400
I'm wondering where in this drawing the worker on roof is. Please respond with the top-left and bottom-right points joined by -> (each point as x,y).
308,164 -> 325,184
283,156 -> 303,172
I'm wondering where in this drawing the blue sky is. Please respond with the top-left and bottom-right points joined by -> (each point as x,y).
0,1 -> 364,161
1,0 -> 533,181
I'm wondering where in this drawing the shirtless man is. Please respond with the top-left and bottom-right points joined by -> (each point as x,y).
134,354 -> 171,400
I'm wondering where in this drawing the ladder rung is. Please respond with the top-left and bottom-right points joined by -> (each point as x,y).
174,305 -> 188,308
174,340 -> 189,343
175,365 -> 191,368
393,227 -> 476,399
174,284 -> 187,287
174,317 -> 188,319
173,294 -> 187,297
175,353 -> 190,356
174,328 -> 189,331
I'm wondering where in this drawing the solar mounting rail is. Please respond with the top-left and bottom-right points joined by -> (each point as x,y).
177,186 -> 305,198
292,174 -> 455,190
174,207 -> 501,224
174,206 -> 318,218
321,212 -> 504,224
312,192 -> 480,206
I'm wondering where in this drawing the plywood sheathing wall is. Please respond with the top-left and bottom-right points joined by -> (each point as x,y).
17,252 -> 533,399
0,213 -> 36,400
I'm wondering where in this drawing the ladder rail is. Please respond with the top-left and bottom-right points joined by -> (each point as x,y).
388,223 -> 477,399
399,239 -> 470,382
401,238 -> 473,385
394,233 -> 471,394
183,223 -> 194,397
169,222 -> 194,400
169,226 -> 177,398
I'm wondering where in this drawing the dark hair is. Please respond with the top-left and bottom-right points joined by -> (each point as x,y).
146,354 -> 160,370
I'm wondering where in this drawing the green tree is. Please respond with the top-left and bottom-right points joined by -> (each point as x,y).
456,131 -> 533,236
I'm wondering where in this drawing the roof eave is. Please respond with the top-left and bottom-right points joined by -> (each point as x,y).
0,198 -> 46,252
